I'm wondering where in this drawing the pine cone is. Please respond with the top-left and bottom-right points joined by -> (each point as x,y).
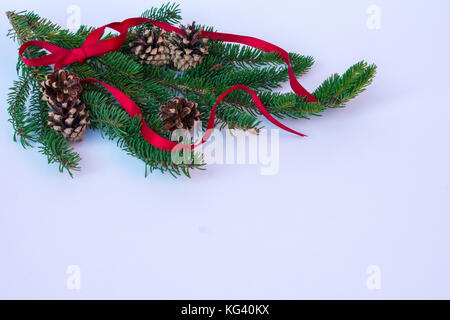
129,26 -> 171,66
40,69 -> 90,142
159,97 -> 200,131
40,68 -> 82,104
169,22 -> 209,71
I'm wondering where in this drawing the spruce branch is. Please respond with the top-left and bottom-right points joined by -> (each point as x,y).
7,75 -> 34,147
37,127 -> 82,177
82,90 -> 205,175
140,2 -> 182,25
28,86 -> 82,177
314,61 -> 377,107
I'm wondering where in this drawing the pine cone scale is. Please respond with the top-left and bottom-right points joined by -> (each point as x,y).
169,21 -> 209,71
130,26 -> 171,66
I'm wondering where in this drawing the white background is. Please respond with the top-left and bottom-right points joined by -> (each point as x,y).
1,0 -> 449,299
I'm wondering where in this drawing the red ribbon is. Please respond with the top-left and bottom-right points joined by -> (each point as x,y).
20,17 -> 318,151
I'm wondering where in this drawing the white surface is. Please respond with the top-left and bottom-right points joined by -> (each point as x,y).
1,0 -> 449,299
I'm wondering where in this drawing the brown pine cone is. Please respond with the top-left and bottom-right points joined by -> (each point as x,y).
129,26 -> 171,66
48,101 -> 89,142
40,69 -> 82,105
159,97 -> 200,131
40,69 -> 90,142
169,21 -> 209,71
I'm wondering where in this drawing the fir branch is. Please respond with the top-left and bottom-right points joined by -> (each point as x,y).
7,65 -> 83,176
215,106 -> 262,131
140,2 -> 182,25
29,86 -> 82,177
314,61 -> 377,107
82,90 -> 204,177
209,42 -> 284,67
7,75 -> 34,147
37,128 -> 81,177
7,11 -> 62,43
207,53 -> 313,91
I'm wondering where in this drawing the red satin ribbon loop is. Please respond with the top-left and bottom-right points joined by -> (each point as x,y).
20,17 -> 316,151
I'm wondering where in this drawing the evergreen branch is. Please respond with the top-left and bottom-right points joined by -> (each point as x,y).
7,11 -> 62,43
314,61 -> 377,107
6,64 -> 82,176
29,85 -> 82,177
215,106 -> 263,131
7,75 -> 35,147
141,67 -> 263,131
94,51 -> 144,78
140,2 -> 182,25
82,90 -> 204,177
209,42 -> 285,67
208,53 -> 313,91
37,128 -> 81,177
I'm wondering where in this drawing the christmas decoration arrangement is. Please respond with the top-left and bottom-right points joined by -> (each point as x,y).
6,3 -> 376,177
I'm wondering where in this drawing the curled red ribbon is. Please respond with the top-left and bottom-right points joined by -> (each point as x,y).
20,17 -> 318,151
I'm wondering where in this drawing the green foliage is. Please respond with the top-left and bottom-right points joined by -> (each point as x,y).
314,61 -> 377,107
81,88 -> 204,178
6,75 -> 83,176
30,84 -> 82,176
140,2 -> 182,25
37,127 -> 82,177
6,3 -> 376,178
7,75 -> 33,147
